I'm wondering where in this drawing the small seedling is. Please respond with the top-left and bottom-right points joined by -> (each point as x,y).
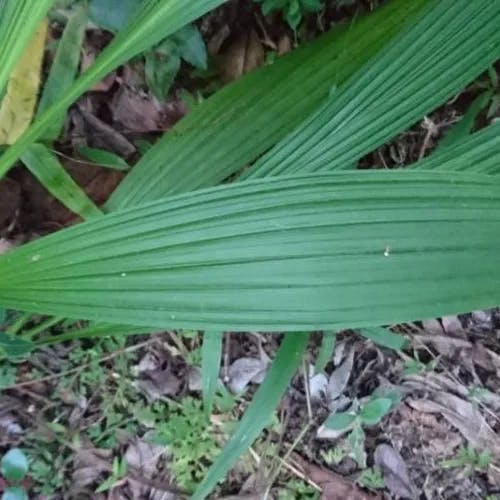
1,448 -> 29,500
254,0 -> 324,30
357,467 -> 385,490
96,457 -> 127,493
320,446 -> 346,466
325,395 -> 395,468
403,351 -> 438,376
439,446 -> 491,474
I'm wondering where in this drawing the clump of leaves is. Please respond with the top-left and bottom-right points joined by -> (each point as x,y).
145,24 -> 207,100
357,467 -> 385,490
439,446 -> 491,474
254,0 -> 323,29
324,394 -> 396,468
278,478 -> 319,499
1,448 -> 29,500
150,398 -> 220,492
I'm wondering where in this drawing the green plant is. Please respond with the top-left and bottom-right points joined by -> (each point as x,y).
149,398 -> 220,492
0,0 -> 499,498
278,478 -> 319,499
439,446 -> 491,474
356,467 -> 385,490
324,395 -> 395,468
254,0 -> 323,29
0,449 -> 29,500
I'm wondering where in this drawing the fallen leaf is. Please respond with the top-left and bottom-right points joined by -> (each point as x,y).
111,85 -> 187,133
219,30 -> 265,82
440,315 -> 465,336
421,318 -> 443,335
374,444 -> 417,499
309,370 -> 328,402
73,447 -> 112,487
293,454 -> 379,500
0,20 -> 47,144
227,356 -> 268,394
187,365 -> 203,392
327,348 -> 354,405
125,438 -> 164,477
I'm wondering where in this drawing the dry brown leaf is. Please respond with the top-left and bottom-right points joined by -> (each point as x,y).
227,356 -> 268,394
374,444 -> 417,500
327,348 -> 354,406
440,315 -> 465,336
293,454 -> 380,500
72,447 -> 112,487
111,86 -> 187,133
219,30 -> 265,83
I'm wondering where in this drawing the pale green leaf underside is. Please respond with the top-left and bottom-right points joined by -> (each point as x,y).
243,0 -> 500,180
201,331 -> 223,416
1,171 -> 500,331
107,0 -> 431,209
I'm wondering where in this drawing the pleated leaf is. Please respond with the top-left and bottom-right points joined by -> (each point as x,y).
411,120 -> 500,175
0,0 -> 228,179
107,0 -> 431,209
201,331 -> 223,416
21,144 -> 101,220
1,171 -> 500,331
243,0 -> 500,180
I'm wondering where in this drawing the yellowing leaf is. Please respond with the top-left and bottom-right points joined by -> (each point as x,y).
0,19 -> 47,145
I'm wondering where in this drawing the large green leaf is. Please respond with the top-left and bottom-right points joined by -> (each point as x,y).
242,0 -> 500,180
107,0 -> 431,209
0,0 -> 228,179
193,333 -> 309,499
0,0 -> 54,96
1,171 -> 500,331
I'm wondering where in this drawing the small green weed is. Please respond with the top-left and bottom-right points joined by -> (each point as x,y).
325,393 -> 396,468
254,0 -> 323,29
149,397 -> 220,492
357,467 -> 385,490
439,446 -> 491,474
278,478 -> 319,499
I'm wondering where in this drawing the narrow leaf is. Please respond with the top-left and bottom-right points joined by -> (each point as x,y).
0,20 -> 47,144
0,0 -> 228,179
358,327 -> 407,351
37,4 -> 88,140
107,0 -> 431,208
21,143 -> 101,220
243,0 -> 500,179
193,333 -> 309,500
79,146 -> 130,171
436,91 -> 492,151
201,331 -> 223,416
1,172 -> 500,331
315,331 -> 336,373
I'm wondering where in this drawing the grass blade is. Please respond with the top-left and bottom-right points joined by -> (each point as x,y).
193,333 -> 309,499
37,4 -> 88,140
315,331 -> 336,374
201,331 -> 223,416
243,0 -> 500,179
436,91 -> 492,151
1,171 -> 500,331
358,327 -> 407,351
21,144 -> 101,220
0,0 -> 228,179
107,0 -> 431,208
0,0 -> 54,95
